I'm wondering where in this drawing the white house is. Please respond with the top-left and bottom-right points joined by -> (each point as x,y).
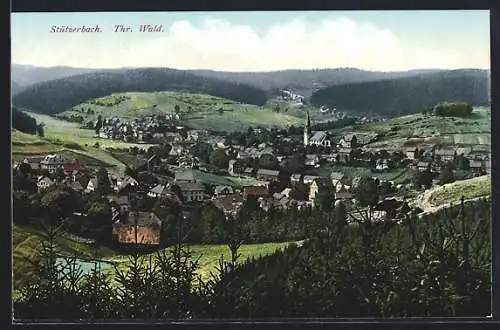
37,176 -> 54,190
85,178 -> 99,193
40,154 -> 65,173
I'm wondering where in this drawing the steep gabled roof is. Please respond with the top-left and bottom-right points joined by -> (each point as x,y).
342,134 -> 356,142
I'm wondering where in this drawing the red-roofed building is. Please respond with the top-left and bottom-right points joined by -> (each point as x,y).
63,158 -> 81,174
243,186 -> 269,199
63,163 -> 79,173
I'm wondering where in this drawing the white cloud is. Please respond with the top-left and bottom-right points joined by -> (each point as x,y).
12,17 -> 489,71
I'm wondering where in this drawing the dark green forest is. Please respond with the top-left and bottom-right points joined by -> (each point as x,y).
14,196 -> 491,320
12,107 -> 38,135
310,69 -> 489,116
12,68 -> 269,115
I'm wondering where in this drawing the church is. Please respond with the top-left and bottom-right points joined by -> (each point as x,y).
303,112 -> 331,148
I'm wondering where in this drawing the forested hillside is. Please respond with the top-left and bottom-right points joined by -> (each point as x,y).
310,69 -> 489,116
12,68 -> 269,115
191,68 -> 444,97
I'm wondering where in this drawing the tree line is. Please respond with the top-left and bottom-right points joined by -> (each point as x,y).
12,107 -> 44,136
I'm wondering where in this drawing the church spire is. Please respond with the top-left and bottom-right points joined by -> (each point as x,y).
304,111 -> 311,147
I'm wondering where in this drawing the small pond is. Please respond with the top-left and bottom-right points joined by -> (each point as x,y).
56,257 -> 115,276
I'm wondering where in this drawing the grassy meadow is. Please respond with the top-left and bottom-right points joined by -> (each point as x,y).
102,241 -> 302,283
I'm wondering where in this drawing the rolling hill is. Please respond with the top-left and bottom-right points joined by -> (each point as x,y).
12,68 -> 269,115
310,69 -> 490,116
56,91 -> 305,131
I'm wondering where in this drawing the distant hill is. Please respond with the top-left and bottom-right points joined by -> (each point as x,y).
11,64 -> 102,87
190,68 -> 445,97
11,81 -> 25,95
12,68 -> 269,115
309,69 -> 490,116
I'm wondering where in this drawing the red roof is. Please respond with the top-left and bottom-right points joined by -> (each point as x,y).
63,164 -> 79,173
243,186 -> 268,198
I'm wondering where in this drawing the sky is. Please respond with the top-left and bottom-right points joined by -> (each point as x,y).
11,10 -> 490,72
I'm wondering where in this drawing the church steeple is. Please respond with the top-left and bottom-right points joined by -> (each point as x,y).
304,111 -> 311,146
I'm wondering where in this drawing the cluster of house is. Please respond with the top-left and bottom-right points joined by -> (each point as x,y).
95,115 -> 209,144
102,165 -> 415,247
404,145 -> 491,177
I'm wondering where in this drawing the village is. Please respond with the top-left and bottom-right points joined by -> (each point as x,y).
13,111 -> 491,248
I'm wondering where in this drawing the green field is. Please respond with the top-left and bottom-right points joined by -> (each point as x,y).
11,129 -> 45,144
428,175 -> 492,207
57,91 -> 304,131
171,167 -> 266,188
102,241 -> 301,283
355,107 -> 491,151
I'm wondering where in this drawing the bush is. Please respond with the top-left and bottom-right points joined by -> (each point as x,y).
432,101 -> 473,118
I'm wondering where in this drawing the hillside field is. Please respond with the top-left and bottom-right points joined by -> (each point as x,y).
24,111 -> 156,150
428,175 -> 491,207
354,107 -> 490,151
57,91 -> 305,131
